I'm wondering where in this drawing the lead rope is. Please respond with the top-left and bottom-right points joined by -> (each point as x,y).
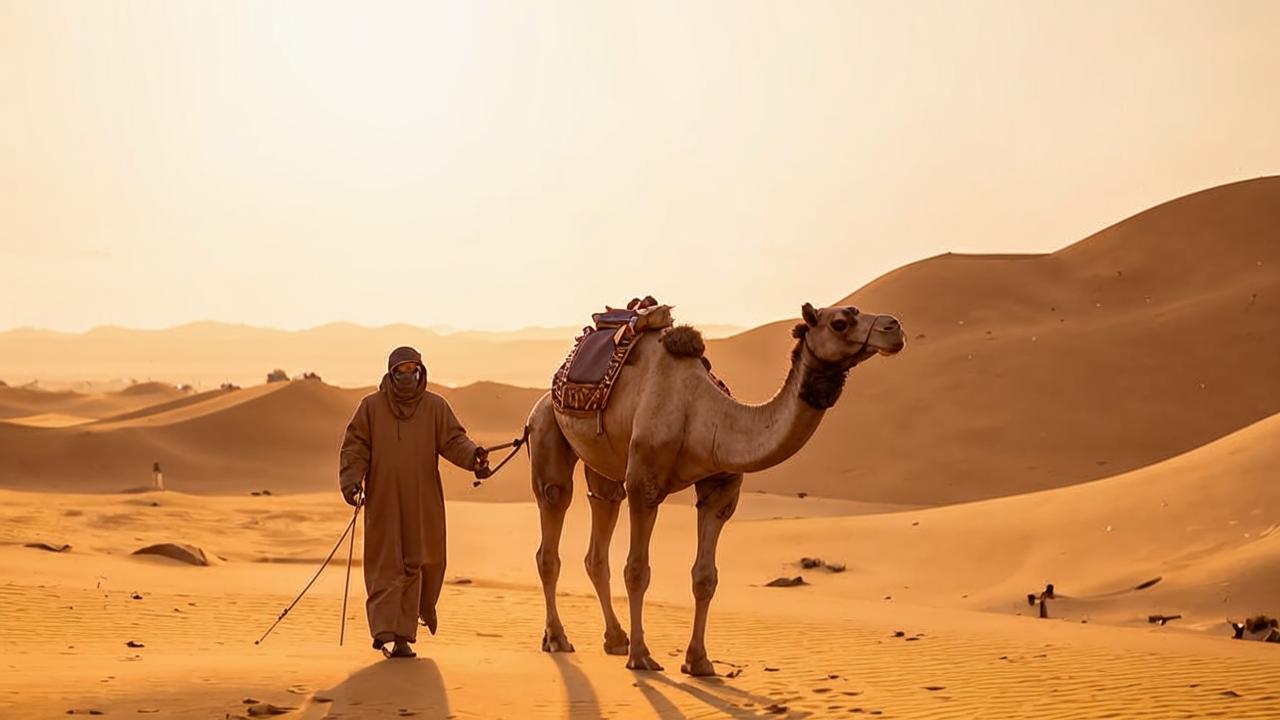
471,425 -> 531,488
256,493 -> 363,646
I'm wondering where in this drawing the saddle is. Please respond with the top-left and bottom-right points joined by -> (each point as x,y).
552,296 -> 673,414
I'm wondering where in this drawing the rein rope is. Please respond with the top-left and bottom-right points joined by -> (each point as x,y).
472,425 -> 530,488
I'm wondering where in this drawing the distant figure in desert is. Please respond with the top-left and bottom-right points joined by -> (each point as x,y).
151,461 -> 164,491
339,346 -> 491,659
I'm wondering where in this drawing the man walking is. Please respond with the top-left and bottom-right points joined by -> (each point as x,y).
339,346 -> 490,658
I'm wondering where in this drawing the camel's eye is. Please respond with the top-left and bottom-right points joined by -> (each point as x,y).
831,318 -> 849,333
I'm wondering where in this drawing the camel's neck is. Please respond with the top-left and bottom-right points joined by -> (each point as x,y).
709,345 -> 845,475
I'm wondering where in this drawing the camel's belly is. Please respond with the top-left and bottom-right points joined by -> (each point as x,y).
554,409 -> 632,482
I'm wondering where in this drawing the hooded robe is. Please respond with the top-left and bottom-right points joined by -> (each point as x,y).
339,346 -> 479,644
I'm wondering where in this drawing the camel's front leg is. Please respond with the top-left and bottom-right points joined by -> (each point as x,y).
584,467 -> 629,655
529,396 -> 578,653
623,472 -> 665,671
682,473 -> 742,677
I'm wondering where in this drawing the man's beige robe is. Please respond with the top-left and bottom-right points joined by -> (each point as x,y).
339,386 -> 478,644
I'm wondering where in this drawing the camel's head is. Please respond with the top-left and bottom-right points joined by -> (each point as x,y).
795,302 -> 905,368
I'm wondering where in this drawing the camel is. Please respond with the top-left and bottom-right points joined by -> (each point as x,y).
526,302 -> 905,675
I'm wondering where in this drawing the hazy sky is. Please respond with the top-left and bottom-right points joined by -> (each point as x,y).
3,1 -> 1278,332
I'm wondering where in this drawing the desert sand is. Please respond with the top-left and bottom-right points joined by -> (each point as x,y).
2,473 -> 1277,719
2,180 -> 1279,717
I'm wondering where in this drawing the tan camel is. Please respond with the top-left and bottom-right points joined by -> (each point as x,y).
526,302 -> 905,675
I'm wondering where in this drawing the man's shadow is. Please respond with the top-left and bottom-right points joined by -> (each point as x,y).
311,658 -> 450,718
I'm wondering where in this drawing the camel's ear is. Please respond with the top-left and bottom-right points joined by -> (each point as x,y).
801,303 -> 819,327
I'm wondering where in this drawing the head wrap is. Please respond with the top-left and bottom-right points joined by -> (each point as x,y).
380,346 -> 428,420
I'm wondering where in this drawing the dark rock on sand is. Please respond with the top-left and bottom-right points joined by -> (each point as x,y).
132,543 -> 209,566
766,576 -> 807,587
25,542 -> 71,553
246,704 -> 295,716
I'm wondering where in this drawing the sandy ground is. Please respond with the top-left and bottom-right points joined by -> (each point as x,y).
2,486 -> 1276,719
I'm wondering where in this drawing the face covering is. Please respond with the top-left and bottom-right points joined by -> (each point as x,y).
393,367 -> 421,392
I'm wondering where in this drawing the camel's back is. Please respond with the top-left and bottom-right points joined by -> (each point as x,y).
554,332 -> 716,482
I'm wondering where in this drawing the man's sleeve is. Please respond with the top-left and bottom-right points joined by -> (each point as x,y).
436,398 -> 479,471
339,399 -> 373,490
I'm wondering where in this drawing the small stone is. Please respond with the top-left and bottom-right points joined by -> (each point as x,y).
131,593 -> 143,600
893,631 -> 906,637
132,543 -> 209,566
25,542 -> 71,553
800,558 -> 824,569
765,576 -> 807,588
126,641 -> 144,648
246,704 -> 295,716
764,704 -> 788,714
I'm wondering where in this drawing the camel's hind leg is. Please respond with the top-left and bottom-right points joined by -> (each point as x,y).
583,466 -> 629,655
682,472 -> 742,677
528,395 -> 578,653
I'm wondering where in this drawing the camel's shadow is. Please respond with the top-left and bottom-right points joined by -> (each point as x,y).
309,657 -> 449,718
550,653 -> 793,720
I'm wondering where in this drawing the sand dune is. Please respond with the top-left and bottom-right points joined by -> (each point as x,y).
0,379 -> 545,498
709,176 -> 1280,505
0,383 -> 189,420
0,323 -> 574,390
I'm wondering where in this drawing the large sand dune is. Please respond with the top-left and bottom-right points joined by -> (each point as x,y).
0,380 -> 544,498
710,176 -> 1280,504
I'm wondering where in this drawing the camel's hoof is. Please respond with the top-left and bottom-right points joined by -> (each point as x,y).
626,654 -> 665,672
681,658 -> 716,677
541,629 -> 575,653
603,630 -> 630,656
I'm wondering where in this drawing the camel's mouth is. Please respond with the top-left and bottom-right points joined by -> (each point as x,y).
880,339 -> 906,356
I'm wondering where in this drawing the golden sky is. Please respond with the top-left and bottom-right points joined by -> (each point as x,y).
2,0 -> 1278,332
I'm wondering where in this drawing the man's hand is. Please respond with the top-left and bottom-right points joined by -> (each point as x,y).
342,483 -> 364,507
473,447 -> 491,478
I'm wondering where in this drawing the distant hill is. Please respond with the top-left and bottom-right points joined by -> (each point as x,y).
707,176 -> 1280,504
0,321 -> 743,391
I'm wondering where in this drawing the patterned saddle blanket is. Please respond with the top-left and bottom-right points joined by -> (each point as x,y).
552,297 -> 673,413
